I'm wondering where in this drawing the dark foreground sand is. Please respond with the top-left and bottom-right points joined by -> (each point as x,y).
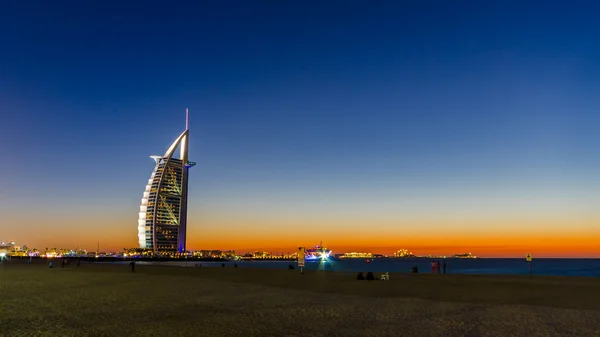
1,262 -> 600,336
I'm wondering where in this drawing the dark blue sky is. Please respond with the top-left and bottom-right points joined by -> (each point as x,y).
1,1 -> 599,254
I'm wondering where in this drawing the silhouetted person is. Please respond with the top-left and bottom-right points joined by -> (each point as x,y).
49,261 -> 53,268
288,263 -> 295,270
61,258 -> 66,268
366,272 -> 375,281
443,261 -> 447,274
436,261 -> 441,274
130,260 -> 136,273
431,261 -> 436,273
357,272 -> 365,280
221,263 -> 225,268
234,263 -> 238,268
76,258 -> 81,268
412,266 -> 419,273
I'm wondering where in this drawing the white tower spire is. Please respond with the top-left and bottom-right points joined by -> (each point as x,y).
186,108 -> 189,130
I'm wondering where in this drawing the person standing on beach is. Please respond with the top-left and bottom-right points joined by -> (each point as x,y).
130,259 -> 136,273
436,261 -> 441,274
443,261 -> 447,274
431,261 -> 436,274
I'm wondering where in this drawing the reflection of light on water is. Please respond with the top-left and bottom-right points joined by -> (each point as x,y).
318,257 -> 327,270
318,255 -> 339,271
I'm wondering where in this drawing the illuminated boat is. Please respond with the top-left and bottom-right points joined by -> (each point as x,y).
305,242 -> 334,261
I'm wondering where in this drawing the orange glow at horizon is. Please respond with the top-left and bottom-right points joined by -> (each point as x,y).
184,233 -> 600,257
5,231 -> 598,258
4,207 -> 599,258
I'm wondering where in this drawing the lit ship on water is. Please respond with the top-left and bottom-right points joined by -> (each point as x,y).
305,242 -> 335,261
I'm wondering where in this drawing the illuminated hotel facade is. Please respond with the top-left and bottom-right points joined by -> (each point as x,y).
137,109 -> 195,254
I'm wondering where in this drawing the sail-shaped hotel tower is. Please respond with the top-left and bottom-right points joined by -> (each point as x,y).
138,109 -> 196,254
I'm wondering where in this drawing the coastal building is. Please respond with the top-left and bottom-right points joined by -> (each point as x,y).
393,249 -> 414,258
222,250 -> 236,259
124,248 -> 154,257
252,251 -> 269,259
0,242 -> 12,256
189,250 -> 237,259
199,250 -> 212,258
0,241 -> 31,257
137,109 -> 196,254
44,248 -> 57,258
452,253 -> 477,258
341,252 -> 373,258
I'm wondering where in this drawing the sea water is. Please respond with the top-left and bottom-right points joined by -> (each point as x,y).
169,258 -> 600,277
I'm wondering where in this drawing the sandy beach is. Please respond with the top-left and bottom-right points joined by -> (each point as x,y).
1,261 -> 599,336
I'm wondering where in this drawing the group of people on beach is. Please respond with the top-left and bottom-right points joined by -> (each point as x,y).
48,258 -> 81,269
356,272 -> 390,280
431,260 -> 446,274
356,272 -> 376,280
355,262 -> 447,280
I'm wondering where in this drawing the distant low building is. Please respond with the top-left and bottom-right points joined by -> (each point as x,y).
392,249 -> 414,258
252,251 -> 269,259
0,242 -> 12,256
222,250 -> 236,259
200,250 -> 211,257
341,252 -> 373,258
452,253 -> 477,259
124,248 -> 154,257
188,250 -> 235,258
44,248 -> 58,258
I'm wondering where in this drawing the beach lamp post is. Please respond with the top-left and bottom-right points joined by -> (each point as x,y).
0,252 -> 5,276
298,247 -> 305,274
526,253 -> 532,277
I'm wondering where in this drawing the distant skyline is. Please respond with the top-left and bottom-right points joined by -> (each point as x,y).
1,1 -> 599,257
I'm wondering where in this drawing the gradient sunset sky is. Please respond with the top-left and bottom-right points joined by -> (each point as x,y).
1,1 -> 599,257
